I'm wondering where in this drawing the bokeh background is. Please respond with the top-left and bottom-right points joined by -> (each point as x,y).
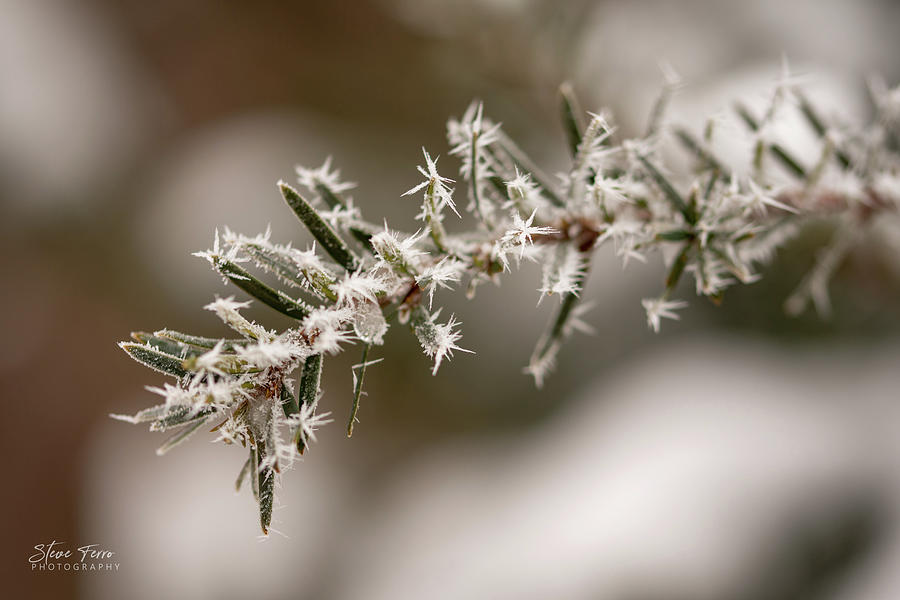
5,0 -> 900,598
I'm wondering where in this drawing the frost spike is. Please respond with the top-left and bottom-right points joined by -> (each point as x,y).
119,342 -> 189,379
278,181 -> 359,271
216,259 -> 311,320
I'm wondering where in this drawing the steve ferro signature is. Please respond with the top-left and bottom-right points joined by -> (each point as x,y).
29,540 -> 119,571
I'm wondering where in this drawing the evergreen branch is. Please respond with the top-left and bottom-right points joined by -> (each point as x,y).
116,68 -> 900,535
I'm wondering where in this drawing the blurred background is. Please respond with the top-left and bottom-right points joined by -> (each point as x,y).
4,0 -> 900,598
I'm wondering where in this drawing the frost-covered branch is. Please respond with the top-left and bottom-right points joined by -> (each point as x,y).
118,67 -> 900,534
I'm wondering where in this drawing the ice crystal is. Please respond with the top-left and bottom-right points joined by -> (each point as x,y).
412,309 -> 472,375
498,209 -> 557,267
404,147 -> 459,218
295,156 -> 357,196
641,297 -> 690,333
416,257 -> 465,308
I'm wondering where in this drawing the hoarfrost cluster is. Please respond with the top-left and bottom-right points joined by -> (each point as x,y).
118,67 -> 900,534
